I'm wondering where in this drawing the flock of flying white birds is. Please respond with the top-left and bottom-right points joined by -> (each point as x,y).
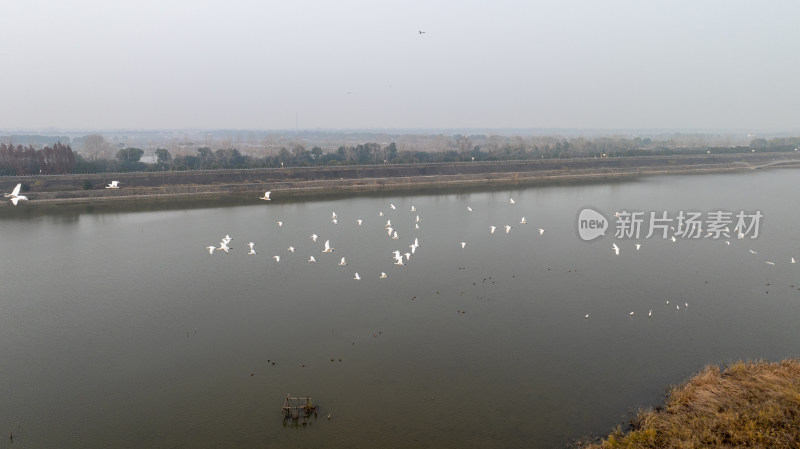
205,191 -> 546,282
4,181 -> 120,206
199,190 -> 797,321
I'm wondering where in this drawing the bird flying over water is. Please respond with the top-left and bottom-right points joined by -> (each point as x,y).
259,191 -> 271,200
105,181 -> 119,189
7,183 -> 28,205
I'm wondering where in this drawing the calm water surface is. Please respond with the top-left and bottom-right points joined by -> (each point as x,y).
1,169 -> 800,448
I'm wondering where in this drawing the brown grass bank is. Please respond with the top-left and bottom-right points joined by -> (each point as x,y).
582,360 -> 800,449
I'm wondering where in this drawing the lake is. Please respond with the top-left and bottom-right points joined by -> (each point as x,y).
1,168 -> 799,448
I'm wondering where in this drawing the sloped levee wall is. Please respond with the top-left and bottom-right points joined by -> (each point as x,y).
1,153 -> 797,205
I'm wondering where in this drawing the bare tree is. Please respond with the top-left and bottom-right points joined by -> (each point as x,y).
83,135 -> 112,161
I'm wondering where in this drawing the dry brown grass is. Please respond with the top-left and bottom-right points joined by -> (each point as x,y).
584,360 -> 800,449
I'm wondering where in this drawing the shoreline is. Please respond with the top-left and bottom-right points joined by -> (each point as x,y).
579,359 -> 800,448
2,152 -> 799,206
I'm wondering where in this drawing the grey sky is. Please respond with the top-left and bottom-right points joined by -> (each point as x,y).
2,0 -> 799,131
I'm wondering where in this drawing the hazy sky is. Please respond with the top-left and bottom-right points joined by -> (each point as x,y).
2,0 -> 799,131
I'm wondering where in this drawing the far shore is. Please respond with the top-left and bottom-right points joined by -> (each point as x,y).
2,152 -> 799,206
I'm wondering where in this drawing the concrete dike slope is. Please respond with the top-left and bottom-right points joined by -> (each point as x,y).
1,152 -> 798,206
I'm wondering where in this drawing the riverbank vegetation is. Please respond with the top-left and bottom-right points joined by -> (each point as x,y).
584,360 -> 800,448
2,135 -> 799,176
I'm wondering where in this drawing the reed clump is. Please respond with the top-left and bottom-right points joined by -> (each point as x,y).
585,359 -> 800,448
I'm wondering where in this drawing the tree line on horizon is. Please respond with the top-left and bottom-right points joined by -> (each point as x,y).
0,142 -> 76,175
1,136 -> 799,176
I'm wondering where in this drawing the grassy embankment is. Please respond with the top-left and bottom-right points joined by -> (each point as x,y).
584,360 -> 800,448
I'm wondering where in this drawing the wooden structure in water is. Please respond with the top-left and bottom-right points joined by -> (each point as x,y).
282,394 -> 318,425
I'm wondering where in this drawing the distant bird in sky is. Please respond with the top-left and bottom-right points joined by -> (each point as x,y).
379,272 -> 387,279
504,225 -> 512,234
490,226 -> 496,234
357,219 -> 363,226
520,217 -> 527,224
467,206 -> 472,212
509,198 -> 515,204
277,221 -> 283,227
322,240 -> 333,252
766,261 -> 775,265
354,272 -> 361,280
792,257 -> 797,264
612,243 -> 620,255
390,203 -> 396,210
259,191 -> 271,200
311,234 -> 318,242
105,180 -> 119,189
460,241 -> 467,248
273,255 -> 280,262
339,257 -> 347,266
418,30 -> 425,34
247,242 -> 256,255
648,309 -> 653,317
635,243 -> 642,250
538,228 -> 545,235
749,249 -> 757,254
205,246 -> 216,254
288,246 -> 295,253
410,205 -> 416,212
308,256 -> 316,262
